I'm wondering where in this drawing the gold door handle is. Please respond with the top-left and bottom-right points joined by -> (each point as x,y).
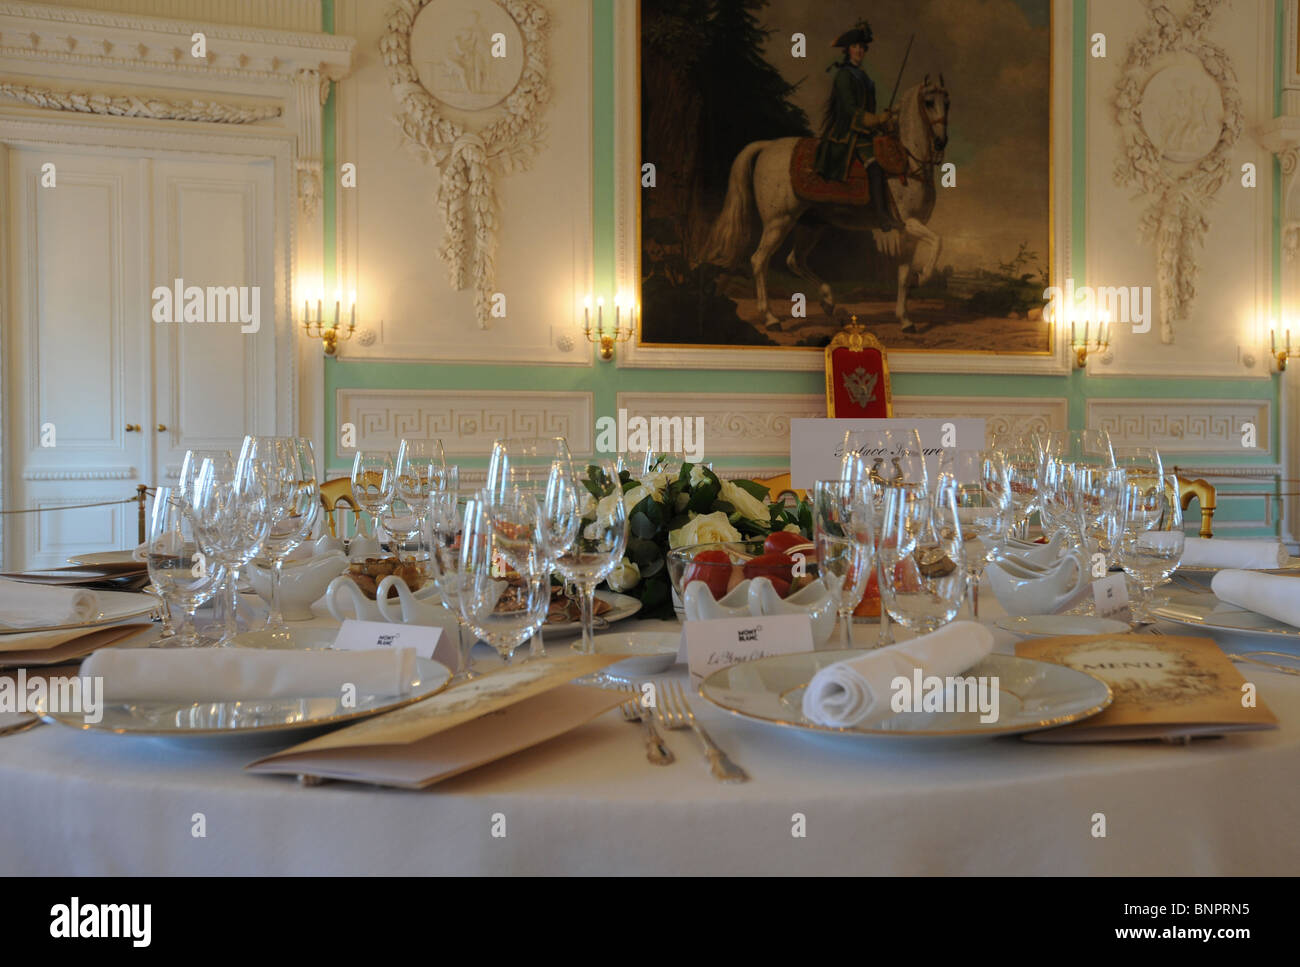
156,424 -> 168,432
125,423 -> 141,432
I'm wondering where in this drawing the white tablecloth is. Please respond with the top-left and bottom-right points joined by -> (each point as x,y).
1,586 -> 1297,875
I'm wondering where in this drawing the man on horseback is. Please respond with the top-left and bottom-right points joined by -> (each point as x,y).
813,20 -> 903,234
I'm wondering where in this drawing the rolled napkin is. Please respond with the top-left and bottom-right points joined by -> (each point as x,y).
1210,570 -> 1300,628
82,647 -> 418,702
1181,538 -> 1288,570
0,578 -> 97,630
801,620 -> 995,728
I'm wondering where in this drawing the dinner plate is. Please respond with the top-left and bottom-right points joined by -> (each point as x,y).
0,565 -> 148,586
1175,558 -> 1300,577
0,589 -> 158,635
544,591 -> 642,636
574,630 -> 681,678
996,614 -> 1131,637
67,550 -> 140,567
1150,588 -> 1300,641
38,646 -> 452,744
700,650 -> 1112,739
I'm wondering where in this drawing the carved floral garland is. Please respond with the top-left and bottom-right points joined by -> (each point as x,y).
380,0 -> 549,329
1113,0 -> 1242,344
0,80 -> 281,123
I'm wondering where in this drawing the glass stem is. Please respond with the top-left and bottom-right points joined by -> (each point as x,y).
578,582 -> 596,655
528,574 -> 547,659
268,555 -> 287,631
841,609 -> 853,648
222,567 -> 240,642
968,568 -> 981,621
456,620 -> 477,680
877,559 -> 894,646
157,598 -> 176,639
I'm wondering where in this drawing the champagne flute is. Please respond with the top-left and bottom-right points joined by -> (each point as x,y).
429,489 -> 477,681
487,437 -> 577,657
191,458 -> 269,645
458,496 -> 550,665
813,479 -> 875,648
146,487 -> 226,647
555,460 -> 628,655
877,428 -> 926,644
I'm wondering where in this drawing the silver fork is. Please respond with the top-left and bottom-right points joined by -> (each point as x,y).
656,679 -> 748,782
620,685 -> 674,766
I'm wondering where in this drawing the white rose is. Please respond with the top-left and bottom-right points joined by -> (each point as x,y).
783,523 -> 802,533
606,557 -> 641,592
669,510 -> 742,548
689,464 -> 711,489
594,493 -> 620,522
580,491 -> 597,517
639,471 -> 671,494
721,480 -> 771,523
622,484 -> 660,514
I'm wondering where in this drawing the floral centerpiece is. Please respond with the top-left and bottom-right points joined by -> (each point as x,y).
578,462 -> 811,619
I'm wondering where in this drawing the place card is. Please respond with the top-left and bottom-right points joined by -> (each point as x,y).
1091,574 -> 1132,622
683,612 -> 814,686
788,418 -> 986,489
333,619 -> 443,662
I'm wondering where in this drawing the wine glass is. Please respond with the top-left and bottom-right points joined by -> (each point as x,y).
1038,455 -> 1080,543
191,458 -> 269,645
146,487 -> 226,647
1116,474 -> 1185,621
1041,429 -> 1115,468
236,436 -> 320,640
350,450 -> 396,538
486,437 -> 577,657
554,460 -> 628,655
458,496 -> 550,665
1114,446 -> 1164,496
880,427 -> 928,487
878,480 -> 967,634
995,431 -> 1043,539
177,449 -> 233,506
1073,464 -> 1127,560
813,479 -> 875,648
429,489 -> 477,681
938,449 -> 1011,620
395,438 -> 449,519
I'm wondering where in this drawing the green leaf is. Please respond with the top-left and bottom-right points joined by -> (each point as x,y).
732,478 -> 771,501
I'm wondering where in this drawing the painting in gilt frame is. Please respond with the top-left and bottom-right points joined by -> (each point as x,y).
636,0 -> 1053,356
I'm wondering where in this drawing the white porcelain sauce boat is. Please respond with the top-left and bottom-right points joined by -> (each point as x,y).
374,575 -> 459,635
985,547 -> 1089,615
246,552 -> 347,621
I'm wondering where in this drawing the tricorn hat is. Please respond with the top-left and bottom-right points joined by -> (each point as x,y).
832,19 -> 873,48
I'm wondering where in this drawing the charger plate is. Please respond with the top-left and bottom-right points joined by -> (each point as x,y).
699,649 -> 1111,739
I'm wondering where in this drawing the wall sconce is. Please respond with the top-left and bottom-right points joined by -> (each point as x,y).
1069,312 -> 1110,369
1269,319 -> 1296,371
582,292 -> 635,361
301,291 -> 356,356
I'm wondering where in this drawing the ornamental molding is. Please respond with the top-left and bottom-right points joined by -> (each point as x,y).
1112,0 -> 1242,343
1086,398 -> 1269,454
381,0 -> 550,329
0,79 -> 280,123
22,467 -> 136,481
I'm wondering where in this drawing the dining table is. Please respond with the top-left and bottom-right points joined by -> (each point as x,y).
1,581 -> 1297,876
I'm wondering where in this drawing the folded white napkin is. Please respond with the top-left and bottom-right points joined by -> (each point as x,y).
1181,538 -> 1287,570
0,578 -> 97,630
801,620 -> 995,728
1210,570 -> 1300,628
82,647 -> 417,702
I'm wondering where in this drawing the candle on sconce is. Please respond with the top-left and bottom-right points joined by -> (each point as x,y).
596,297 -> 605,336
1070,320 -> 1075,347
349,295 -> 356,330
303,299 -> 309,327
582,295 -> 592,334
1270,320 -> 1277,352
317,299 -> 323,326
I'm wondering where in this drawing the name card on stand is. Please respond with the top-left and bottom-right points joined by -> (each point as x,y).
788,418 -> 987,489
682,613 -> 815,687
1091,574 -> 1132,622
333,619 -> 444,661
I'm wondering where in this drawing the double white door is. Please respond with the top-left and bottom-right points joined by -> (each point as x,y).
5,145 -> 283,568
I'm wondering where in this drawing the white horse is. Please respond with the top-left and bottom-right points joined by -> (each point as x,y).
703,77 -> 950,333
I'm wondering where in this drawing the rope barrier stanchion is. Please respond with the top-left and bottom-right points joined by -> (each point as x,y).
137,484 -> 148,544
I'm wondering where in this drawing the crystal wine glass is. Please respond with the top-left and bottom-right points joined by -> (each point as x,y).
814,479 -> 875,648
351,450 -> 397,538
878,479 -> 967,634
1116,474 -> 1185,621
938,448 -> 1011,620
554,460 -> 628,655
146,487 -> 226,647
458,495 -> 550,665
191,458 -> 269,645
429,489 -> 476,681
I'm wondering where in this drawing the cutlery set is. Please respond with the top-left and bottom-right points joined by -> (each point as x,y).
618,679 -> 748,782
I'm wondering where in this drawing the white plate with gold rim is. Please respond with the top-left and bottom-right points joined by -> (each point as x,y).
699,650 -> 1112,739
1150,588 -> 1300,641
996,615 -> 1131,637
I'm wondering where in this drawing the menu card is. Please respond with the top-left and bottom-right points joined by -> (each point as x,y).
788,418 -> 986,488
1016,633 -> 1279,742
247,652 -> 627,789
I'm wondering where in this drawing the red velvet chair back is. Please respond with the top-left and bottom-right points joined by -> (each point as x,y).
824,321 -> 893,418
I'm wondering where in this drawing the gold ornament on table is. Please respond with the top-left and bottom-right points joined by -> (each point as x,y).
301,293 -> 356,357
582,293 -> 635,361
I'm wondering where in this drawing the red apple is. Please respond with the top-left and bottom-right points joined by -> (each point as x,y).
683,550 -> 733,600
763,531 -> 814,556
743,551 -> 796,585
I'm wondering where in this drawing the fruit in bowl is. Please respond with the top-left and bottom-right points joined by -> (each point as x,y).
667,538 -> 817,604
